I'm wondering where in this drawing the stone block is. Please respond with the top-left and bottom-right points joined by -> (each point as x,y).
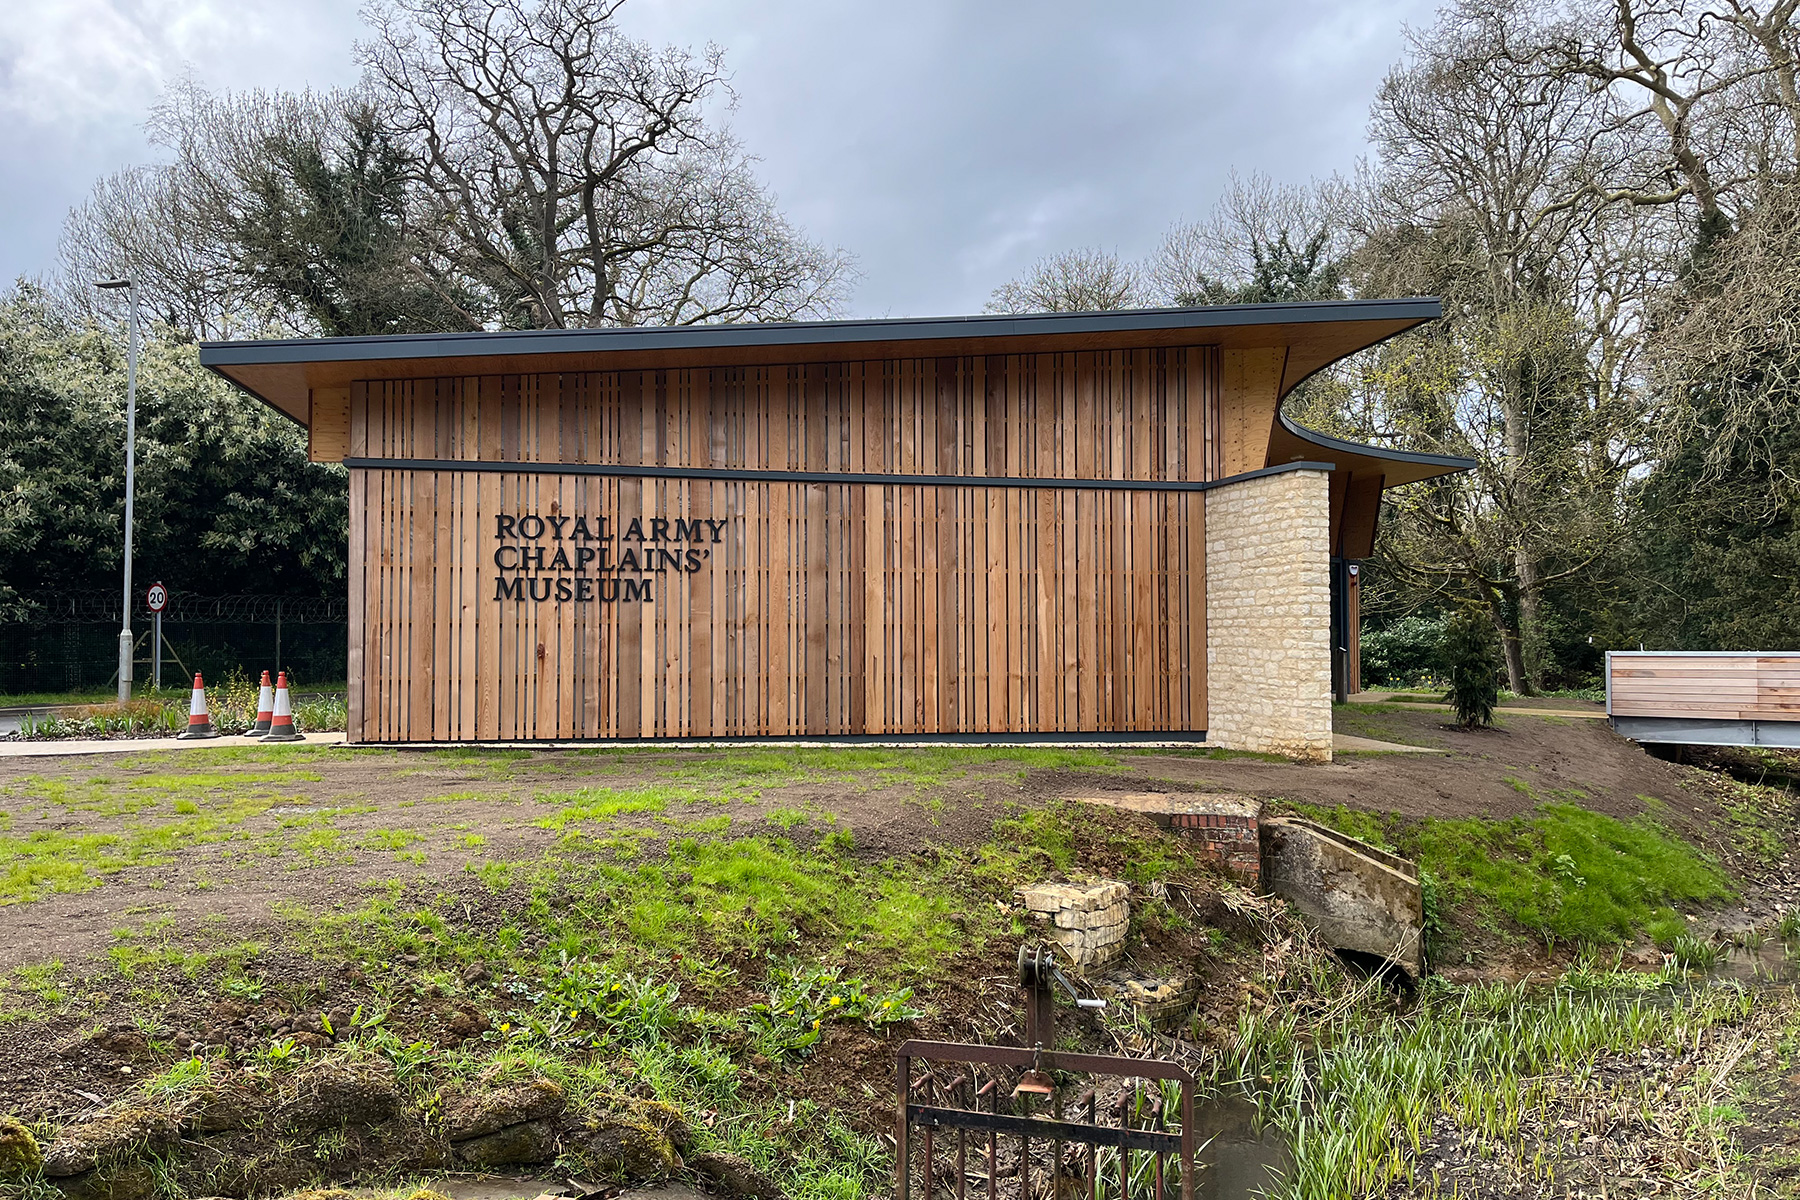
1020,878 -> 1131,972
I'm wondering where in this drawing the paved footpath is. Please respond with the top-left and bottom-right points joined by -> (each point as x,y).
1350,694 -> 1608,719
1333,733 -> 1445,754
0,731 -> 348,758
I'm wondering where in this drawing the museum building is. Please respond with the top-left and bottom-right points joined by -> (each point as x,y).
199,301 -> 1471,759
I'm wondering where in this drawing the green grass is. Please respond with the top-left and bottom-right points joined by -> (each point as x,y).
1287,804 -> 1392,849
1328,706 -> 1448,749
1245,971 -> 1756,1200
0,800 -> 282,905
361,828 -> 425,851
1291,801 -> 1733,948
1124,745 -> 1292,763
117,744 -> 356,769
5,766 -> 319,818
533,785 -> 685,829
0,688 -> 120,707
1713,779 -> 1789,865
266,798 -> 1208,1001
654,744 -> 1120,789
1669,933 -> 1726,969
275,827 -> 982,990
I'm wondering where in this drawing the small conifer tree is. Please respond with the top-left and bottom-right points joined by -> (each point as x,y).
1441,611 -> 1501,729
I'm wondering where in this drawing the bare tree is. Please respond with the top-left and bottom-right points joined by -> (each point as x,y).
1149,171 -> 1351,305
1527,0 -> 1800,225
61,81 -> 475,338
358,0 -> 851,328
60,157 -> 251,339
58,0 -> 851,337
1527,0 -> 1800,503
984,247 -> 1144,314
1649,180 -> 1800,503
57,82 -> 341,338
1342,3 -> 1653,693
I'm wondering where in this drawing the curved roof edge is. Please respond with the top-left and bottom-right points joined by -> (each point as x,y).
1267,297 -> 1474,488
1276,410 -> 1477,477
198,297 -> 1444,365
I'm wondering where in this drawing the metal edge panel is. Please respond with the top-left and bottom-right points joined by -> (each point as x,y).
1255,304 -> 1474,480
338,456 -> 1337,494
1604,650 -> 1793,657
1609,715 -> 1800,746
360,730 -> 1211,748
197,298 -> 1445,367
1273,410 -> 1478,472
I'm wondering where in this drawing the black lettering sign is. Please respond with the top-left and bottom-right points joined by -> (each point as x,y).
490,509 -> 728,605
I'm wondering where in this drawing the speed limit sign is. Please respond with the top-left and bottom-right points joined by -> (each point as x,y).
146,583 -> 168,613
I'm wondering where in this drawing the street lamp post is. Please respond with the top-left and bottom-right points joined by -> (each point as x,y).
97,277 -> 138,705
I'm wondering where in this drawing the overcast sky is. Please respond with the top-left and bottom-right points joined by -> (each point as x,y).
0,0 -> 1436,319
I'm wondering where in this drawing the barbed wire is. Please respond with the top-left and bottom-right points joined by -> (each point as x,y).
18,593 -> 347,625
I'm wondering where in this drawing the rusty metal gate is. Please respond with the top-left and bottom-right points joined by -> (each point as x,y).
895,946 -> 1196,1199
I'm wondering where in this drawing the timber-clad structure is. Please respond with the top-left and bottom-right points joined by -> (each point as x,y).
200,301 -> 1470,755
1607,651 -> 1800,748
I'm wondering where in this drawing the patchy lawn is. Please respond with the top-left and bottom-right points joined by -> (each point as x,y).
0,721 -> 1793,1199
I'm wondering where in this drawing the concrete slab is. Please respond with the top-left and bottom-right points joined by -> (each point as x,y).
1069,791 -> 1261,818
0,731 -> 348,758
1263,816 -> 1425,976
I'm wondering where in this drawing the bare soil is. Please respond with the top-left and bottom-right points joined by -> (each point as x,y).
1,709 -> 1791,975
0,712 -> 1794,1197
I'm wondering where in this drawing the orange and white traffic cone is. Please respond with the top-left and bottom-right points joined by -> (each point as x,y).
177,672 -> 220,739
250,671 -> 274,737
263,671 -> 304,742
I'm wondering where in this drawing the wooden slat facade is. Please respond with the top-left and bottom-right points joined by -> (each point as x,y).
1608,653 -> 1800,722
346,350 -> 1219,742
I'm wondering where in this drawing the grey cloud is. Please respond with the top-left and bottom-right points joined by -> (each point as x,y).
1,0 -> 1435,316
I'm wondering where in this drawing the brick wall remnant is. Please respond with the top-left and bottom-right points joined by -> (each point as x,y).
1069,792 -> 1263,888
1017,879 -> 1129,971
1203,466 -> 1334,762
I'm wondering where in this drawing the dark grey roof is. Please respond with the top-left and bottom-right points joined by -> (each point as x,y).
197,298 -> 1443,367
1279,411 -> 1477,472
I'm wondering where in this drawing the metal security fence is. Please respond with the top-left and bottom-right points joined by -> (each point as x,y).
0,593 -> 347,695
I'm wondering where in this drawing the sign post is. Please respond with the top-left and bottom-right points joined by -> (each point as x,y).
146,583 -> 168,692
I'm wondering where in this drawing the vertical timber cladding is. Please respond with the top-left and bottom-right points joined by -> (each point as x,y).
346,350 -> 1219,742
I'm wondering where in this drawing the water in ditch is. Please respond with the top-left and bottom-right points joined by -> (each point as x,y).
1190,1093 -> 1294,1198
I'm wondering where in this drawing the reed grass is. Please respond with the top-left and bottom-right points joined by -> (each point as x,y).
1224,969 -> 1755,1200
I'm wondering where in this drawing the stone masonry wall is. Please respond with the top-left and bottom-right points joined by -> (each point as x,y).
1204,466 -> 1333,762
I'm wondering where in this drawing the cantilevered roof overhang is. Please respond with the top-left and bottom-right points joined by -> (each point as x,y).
198,297 -> 1473,487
